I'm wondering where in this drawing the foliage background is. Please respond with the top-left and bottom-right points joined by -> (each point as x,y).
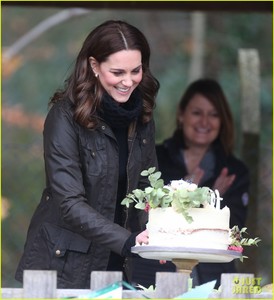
1,3 -> 272,287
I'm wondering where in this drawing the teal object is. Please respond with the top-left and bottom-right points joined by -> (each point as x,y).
175,280 -> 217,299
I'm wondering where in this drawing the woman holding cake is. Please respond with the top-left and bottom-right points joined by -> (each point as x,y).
15,20 -> 158,288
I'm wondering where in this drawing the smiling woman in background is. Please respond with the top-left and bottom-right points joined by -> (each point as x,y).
15,20 -> 159,288
158,78 -> 249,287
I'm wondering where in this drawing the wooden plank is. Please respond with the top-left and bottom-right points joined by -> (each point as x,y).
220,273 -> 254,298
0,288 -> 154,299
90,271 -> 122,290
1,288 -> 23,298
154,272 -> 188,298
23,270 -> 57,298
2,1 -> 272,12
3,271 -> 272,298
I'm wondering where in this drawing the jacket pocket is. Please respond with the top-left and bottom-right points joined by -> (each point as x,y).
78,131 -> 107,177
25,222 -> 91,287
132,131 -> 153,164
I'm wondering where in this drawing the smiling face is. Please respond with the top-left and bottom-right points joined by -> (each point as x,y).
179,93 -> 221,149
89,50 -> 143,103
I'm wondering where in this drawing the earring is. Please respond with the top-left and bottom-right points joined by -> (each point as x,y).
94,73 -> 98,78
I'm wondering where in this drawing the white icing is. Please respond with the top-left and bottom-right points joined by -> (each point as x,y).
147,206 -> 230,250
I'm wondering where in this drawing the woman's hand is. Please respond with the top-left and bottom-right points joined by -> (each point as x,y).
184,166 -> 204,185
159,260 -> 166,264
135,230 -> 165,265
135,229 -> 149,245
213,167 -> 236,196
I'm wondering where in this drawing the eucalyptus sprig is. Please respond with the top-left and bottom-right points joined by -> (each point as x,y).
121,167 -> 172,210
171,186 -> 212,223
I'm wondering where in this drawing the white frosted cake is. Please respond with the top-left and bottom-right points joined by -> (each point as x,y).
147,206 -> 230,250
123,168 -> 260,255
146,179 -> 231,250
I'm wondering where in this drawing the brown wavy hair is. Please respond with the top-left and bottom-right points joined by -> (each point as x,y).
50,20 -> 160,128
176,78 -> 234,155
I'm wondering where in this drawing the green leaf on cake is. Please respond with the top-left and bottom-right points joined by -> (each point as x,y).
121,168 -> 216,222
141,167 -> 155,177
135,202 -> 146,210
229,225 -> 261,251
133,189 -> 145,200
121,196 -> 134,207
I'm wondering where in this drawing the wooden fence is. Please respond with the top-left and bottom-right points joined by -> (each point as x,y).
1,270 -> 272,299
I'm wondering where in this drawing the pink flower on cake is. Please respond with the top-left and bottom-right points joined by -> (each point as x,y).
228,245 -> 243,252
144,202 -> 150,212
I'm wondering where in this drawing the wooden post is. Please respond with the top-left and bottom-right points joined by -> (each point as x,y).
155,272 -> 188,298
23,270 -> 57,298
239,49 -> 260,134
90,271 -> 122,290
238,49 -> 260,276
188,12 -> 206,82
220,273 -> 254,298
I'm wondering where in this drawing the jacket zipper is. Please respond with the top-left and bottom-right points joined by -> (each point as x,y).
124,121 -> 137,229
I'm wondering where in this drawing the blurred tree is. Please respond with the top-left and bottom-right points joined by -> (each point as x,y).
1,5 -> 272,287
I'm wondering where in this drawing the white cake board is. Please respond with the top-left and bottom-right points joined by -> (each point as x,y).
131,246 -> 242,263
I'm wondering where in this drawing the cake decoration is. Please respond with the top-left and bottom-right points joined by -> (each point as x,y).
121,167 -> 260,255
121,167 -> 222,223
228,226 -> 261,261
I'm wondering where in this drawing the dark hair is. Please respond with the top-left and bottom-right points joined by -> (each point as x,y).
176,78 -> 234,155
50,20 -> 159,128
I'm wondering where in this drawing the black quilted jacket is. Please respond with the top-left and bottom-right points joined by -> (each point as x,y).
15,98 -> 157,288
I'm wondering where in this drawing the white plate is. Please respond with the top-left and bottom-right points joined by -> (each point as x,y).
131,246 -> 242,263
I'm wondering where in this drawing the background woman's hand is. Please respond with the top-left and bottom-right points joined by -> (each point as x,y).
184,166 -> 204,185
213,167 -> 236,196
